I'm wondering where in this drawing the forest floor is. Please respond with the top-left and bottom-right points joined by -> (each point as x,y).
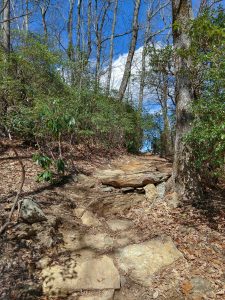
0,141 -> 225,300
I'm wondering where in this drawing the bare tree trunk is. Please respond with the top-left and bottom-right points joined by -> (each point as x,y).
172,0 -> 201,203
76,0 -> 82,53
94,0 -> 110,90
2,0 -> 10,53
160,74 -> 172,157
138,9 -> 151,112
67,0 -> 75,60
87,0 -> 92,61
39,0 -> 50,38
24,0 -> 29,31
67,0 -> 75,84
106,0 -> 118,95
118,0 -> 141,101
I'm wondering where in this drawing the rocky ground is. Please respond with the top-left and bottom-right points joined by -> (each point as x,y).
0,144 -> 225,300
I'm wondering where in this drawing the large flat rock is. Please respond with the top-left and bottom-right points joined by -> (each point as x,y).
116,236 -> 183,287
95,170 -> 170,188
42,256 -> 120,297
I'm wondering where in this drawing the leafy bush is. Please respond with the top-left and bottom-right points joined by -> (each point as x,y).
0,34 -> 143,178
186,9 -> 225,181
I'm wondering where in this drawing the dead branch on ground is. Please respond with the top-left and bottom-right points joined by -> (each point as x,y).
0,143 -> 25,235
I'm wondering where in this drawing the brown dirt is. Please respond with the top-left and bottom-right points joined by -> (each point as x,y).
0,142 -> 224,300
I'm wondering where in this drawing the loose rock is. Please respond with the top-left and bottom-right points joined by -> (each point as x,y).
144,184 -> 158,202
20,198 -> 47,224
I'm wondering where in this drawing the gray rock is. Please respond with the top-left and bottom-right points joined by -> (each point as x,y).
190,276 -> 212,297
101,186 -> 115,192
156,182 -> 166,199
20,198 -> 47,224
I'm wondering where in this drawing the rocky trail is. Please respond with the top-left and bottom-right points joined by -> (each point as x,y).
0,148 -> 225,300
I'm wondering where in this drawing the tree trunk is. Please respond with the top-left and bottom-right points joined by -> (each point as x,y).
94,0 -> 110,91
172,0 -> 201,203
67,0 -> 75,61
76,0 -> 82,53
67,0 -> 75,84
24,0 -> 29,31
138,9 -> 151,112
87,0 -> 92,61
106,0 -> 118,95
40,0 -> 50,39
118,0 -> 141,101
2,0 -> 10,53
160,74 -> 172,158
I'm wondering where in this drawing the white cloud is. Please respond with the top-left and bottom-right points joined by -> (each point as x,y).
101,43 -> 163,111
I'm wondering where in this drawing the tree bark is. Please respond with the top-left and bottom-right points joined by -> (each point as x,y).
2,0 -> 10,53
24,0 -> 29,31
87,0 -> 92,60
76,0 -> 82,53
118,0 -> 141,101
172,0 -> 201,203
138,9 -> 151,112
106,0 -> 118,95
94,0 -> 110,90
40,0 -> 50,38
160,74 -> 172,158
67,0 -> 75,61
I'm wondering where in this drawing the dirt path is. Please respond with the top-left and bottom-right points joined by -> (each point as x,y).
0,149 -> 224,300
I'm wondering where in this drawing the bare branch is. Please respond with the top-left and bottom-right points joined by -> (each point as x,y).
0,137 -> 25,235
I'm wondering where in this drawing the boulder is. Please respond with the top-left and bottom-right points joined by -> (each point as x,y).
94,168 -> 171,188
144,184 -> 158,202
20,198 -> 47,224
156,182 -> 166,199
116,236 -> 183,287
42,256 -> 120,297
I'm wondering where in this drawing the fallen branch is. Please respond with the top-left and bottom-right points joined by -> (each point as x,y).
0,144 -> 25,235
